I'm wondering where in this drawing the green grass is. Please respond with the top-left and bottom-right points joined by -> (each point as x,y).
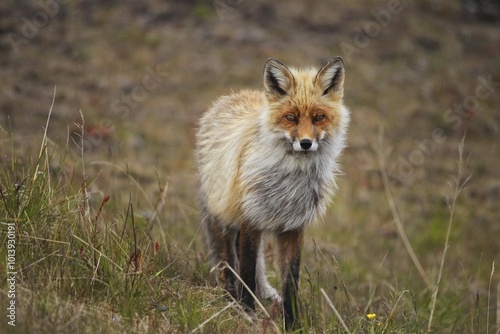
0,110 -> 270,332
0,116 -> 496,334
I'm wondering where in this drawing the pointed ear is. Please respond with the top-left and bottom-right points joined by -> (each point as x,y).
316,57 -> 345,99
263,59 -> 294,98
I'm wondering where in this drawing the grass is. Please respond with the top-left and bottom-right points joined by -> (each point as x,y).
0,102 -> 497,333
1,0 -> 499,332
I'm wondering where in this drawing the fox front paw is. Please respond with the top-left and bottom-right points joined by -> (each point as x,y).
257,285 -> 281,304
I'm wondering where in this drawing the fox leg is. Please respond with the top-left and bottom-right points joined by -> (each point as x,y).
256,238 -> 281,303
277,229 -> 304,330
239,222 -> 262,310
203,218 -> 239,298
221,226 -> 239,299
200,198 -> 239,298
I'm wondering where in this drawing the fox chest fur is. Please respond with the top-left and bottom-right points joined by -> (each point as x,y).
239,124 -> 340,231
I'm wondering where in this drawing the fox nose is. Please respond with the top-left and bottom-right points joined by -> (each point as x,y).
300,139 -> 312,150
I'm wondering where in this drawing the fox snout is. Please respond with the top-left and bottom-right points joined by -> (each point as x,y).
293,138 -> 318,152
300,139 -> 312,149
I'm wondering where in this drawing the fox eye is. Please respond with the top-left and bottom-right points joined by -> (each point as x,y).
285,114 -> 297,122
313,115 -> 325,122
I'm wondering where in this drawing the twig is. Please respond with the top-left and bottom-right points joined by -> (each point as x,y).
375,127 -> 431,290
487,262 -> 495,334
496,281 -> 500,333
91,252 -> 102,285
190,301 -> 237,333
72,233 -> 123,271
78,109 -> 86,178
148,175 -> 169,233
382,289 -> 409,333
321,288 -> 352,334
220,263 -> 272,317
34,86 -> 56,183
18,250 -> 59,273
427,134 -> 470,332
215,262 -> 280,333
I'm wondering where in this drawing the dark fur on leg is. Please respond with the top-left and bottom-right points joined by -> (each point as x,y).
222,227 -> 239,299
199,191 -> 239,299
239,222 -> 262,310
278,229 -> 304,331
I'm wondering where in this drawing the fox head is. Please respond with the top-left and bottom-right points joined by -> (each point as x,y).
263,58 -> 348,154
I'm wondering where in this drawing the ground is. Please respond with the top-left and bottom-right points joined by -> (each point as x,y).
0,0 -> 499,333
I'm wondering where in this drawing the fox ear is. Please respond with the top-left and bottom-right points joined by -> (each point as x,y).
263,59 -> 294,98
316,57 -> 345,98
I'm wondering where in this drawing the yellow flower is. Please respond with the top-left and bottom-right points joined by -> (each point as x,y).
366,313 -> 376,320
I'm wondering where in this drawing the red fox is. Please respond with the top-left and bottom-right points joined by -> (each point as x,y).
196,58 -> 349,330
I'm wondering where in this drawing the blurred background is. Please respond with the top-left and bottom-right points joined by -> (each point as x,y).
0,0 -> 499,331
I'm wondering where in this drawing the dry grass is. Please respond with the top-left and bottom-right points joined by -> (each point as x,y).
0,81 -> 496,333
1,0 -> 499,332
